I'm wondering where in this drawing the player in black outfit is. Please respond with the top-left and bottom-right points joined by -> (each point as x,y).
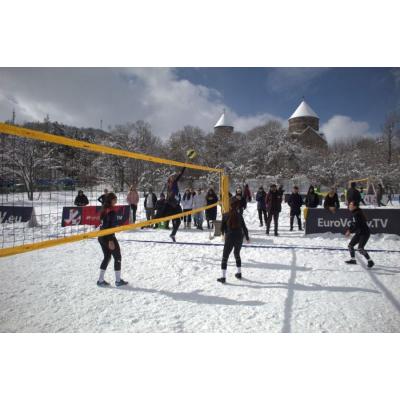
345,201 -> 374,268
217,198 -> 250,284
97,192 -> 128,287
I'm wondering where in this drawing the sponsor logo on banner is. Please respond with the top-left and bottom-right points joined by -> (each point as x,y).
61,206 -> 130,227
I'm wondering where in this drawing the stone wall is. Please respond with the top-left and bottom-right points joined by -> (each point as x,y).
288,116 -> 319,133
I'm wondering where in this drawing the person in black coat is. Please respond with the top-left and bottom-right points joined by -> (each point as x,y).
205,188 -> 218,229
97,188 -> 109,205
347,182 -> 361,205
235,187 -> 247,215
74,190 -> 89,206
305,186 -> 319,208
97,192 -> 128,287
265,184 -> 282,236
376,184 -> 385,207
217,198 -> 250,284
255,186 -> 267,227
287,186 -> 303,231
345,201 -> 374,268
324,187 -> 340,212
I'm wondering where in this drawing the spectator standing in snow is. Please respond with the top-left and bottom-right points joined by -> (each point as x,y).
205,188 -> 218,229
344,200 -> 374,268
387,185 -> 394,205
305,185 -> 320,208
244,183 -> 252,203
126,185 -> 139,223
97,192 -> 128,287
193,188 -> 206,230
97,188 -> 109,205
74,190 -> 89,206
154,193 -> 167,229
288,186 -> 303,231
235,187 -> 247,215
217,198 -> 250,284
359,187 -> 367,205
181,188 -> 194,228
265,184 -> 282,236
347,182 -> 361,205
376,183 -> 385,207
255,186 -> 267,227
324,187 -> 340,212
144,187 -> 157,228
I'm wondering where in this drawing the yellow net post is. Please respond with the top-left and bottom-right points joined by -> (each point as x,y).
220,174 -> 230,214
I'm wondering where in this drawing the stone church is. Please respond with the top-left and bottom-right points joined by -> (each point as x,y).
213,99 -> 327,148
288,100 -> 327,148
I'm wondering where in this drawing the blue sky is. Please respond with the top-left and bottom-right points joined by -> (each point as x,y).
0,67 -> 398,143
175,67 -> 399,133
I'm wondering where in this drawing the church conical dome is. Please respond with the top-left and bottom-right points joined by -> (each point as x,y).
289,100 -> 319,119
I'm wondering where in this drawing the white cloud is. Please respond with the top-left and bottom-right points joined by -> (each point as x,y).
0,68 -> 283,138
233,113 -> 287,132
321,115 -> 376,144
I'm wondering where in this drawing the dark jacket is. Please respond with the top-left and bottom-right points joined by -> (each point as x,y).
154,198 -> 166,219
235,194 -> 247,213
265,190 -> 282,213
221,211 -> 249,241
100,208 -> 118,240
288,192 -> 303,213
205,192 -> 218,221
377,185 -> 384,200
324,193 -> 340,210
98,194 -> 107,205
144,192 -> 157,209
347,187 -> 361,204
74,194 -> 89,207
256,189 -> 267,210
305,191 -> 319,208
244,185 -> 252,202
348,208 -> 370,235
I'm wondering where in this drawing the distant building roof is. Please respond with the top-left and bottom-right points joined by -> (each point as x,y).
289,100 -> 319,119
214,110 -> 233,128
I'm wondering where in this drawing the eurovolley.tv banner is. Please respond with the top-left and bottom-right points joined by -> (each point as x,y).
305,208 -> 400,235
0,206 -> 34,224
61,206 -> 130,227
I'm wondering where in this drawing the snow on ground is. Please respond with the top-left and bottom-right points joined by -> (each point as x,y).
0,201 -> 400,333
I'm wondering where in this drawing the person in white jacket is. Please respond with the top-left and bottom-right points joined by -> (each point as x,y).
181,188 -> 194,228
192,188 -> 206,230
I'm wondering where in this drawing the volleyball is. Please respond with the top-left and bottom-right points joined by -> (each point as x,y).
186,149 -> 197,160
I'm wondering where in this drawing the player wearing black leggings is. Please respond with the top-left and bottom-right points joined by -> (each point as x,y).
217,198 -> 250,283
97,192 -> 128,287
345,201 -> 374,268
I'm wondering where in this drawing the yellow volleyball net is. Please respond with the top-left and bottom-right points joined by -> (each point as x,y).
0,122 -> 229,257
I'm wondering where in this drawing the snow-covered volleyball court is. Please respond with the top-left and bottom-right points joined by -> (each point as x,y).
1,200 -> 399,332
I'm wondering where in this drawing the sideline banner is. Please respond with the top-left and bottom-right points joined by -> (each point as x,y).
61,205 -> 130,227
0,206 -> 39,227
305,208 -> 400,235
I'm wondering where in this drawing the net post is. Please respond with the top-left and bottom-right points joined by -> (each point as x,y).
220,174 -> 230,213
